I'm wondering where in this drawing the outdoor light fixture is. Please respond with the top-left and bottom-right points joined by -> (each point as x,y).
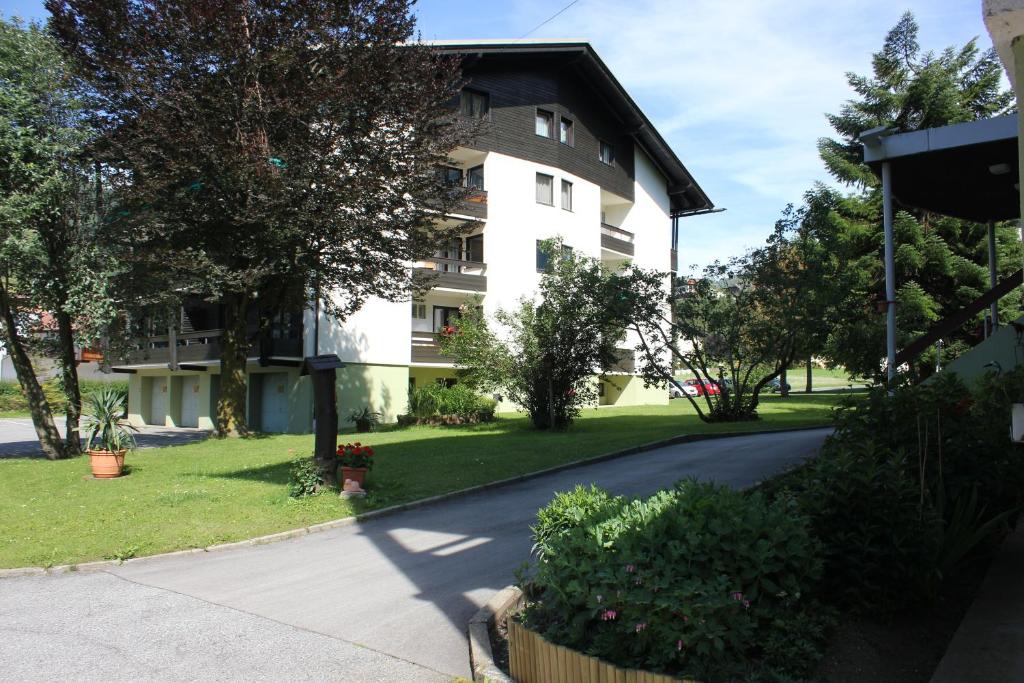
989,162 -> 1012,175
1013,404 -> 1024,443
858,125 -> 896,147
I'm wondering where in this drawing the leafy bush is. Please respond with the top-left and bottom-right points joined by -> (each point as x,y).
407,383 -> 495,422
762,443 -> 941,614
530,484 -> 622,560
522,480 -> 829,681
0,379 -> 128,414
288,456 -> 324,498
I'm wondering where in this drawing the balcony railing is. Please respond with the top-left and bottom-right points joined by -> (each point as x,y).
608,348 -> 636,374
413,257 -> 487,292
411,331 -> 453,364
455,190 -> 488,219
600,223 -> 635,256
121,324 -> 302,367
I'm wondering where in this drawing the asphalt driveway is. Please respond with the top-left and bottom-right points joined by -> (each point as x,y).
0,417 -> 209,458
0,427 -> 830,681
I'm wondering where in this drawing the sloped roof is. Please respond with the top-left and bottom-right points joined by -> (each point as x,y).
427,40 -> 714,217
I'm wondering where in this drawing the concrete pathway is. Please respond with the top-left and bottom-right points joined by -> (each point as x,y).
0,428 -> 830,681
0,417 -> 209,459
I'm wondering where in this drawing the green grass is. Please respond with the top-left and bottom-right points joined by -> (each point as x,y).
0,392 -> 852,569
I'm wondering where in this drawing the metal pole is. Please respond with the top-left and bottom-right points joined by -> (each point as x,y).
988,222 -> 999,329
882,161 -> 896,391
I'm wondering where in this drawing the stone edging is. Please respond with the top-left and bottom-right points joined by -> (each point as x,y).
0,424 -> 830,579
468,585 -> 524,683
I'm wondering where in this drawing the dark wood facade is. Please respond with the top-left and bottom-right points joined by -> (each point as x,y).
462,60 -> 636,202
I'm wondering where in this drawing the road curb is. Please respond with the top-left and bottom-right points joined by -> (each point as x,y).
0,424 -> 831,579
468,585 -> 524,683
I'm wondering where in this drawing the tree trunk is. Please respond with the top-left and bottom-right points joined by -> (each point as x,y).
780,367 -> 789,398
0,287 -> 66,459
217,291 -> 250,437
55,309 -> 82,455
805,356 -> 813,393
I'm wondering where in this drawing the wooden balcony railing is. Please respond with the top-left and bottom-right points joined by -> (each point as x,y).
121,324 -> 303,367
413,257 -> 487,292
411,331 -> 454,364
600,223 -> 635,256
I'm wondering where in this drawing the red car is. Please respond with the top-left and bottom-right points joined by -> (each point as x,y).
681,378 -> 721,396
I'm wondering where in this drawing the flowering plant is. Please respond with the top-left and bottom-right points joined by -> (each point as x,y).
336,442 -> 375,470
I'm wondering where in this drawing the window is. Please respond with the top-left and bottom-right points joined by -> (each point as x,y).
535,109 -> 554,138
411,302 -> 426,319
535,173 -> 553,205
460,89 -> 489,119
599,140 -> 615,165
467,165 -> 485,190
536,241 -> 573,272
561,180 -> 573,211
439,166 -> 463,186
559,117 -> 574,146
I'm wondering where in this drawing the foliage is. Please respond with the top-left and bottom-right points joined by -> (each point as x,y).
441,242 -> 628,430
81,387 -> 136,453
48,0 -> 472,435
347,407 -> 381,431
0,379 -> 127,415
763,369 -> 1024,613
530,485 -> 622,561
407,383 -> 496,422
0,17 -> 114,458
813,12 -> 1021,378
288,456 -> 324,498
522,480 -> 829,681
614,205 -> 836,423
336,442 -> 375,470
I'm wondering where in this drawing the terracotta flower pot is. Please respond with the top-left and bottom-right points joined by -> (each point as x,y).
89,449 -> 126,479
339,466 -> 368,488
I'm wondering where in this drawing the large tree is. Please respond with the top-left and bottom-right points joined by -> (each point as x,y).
0,18 -> 110,459
49,0 -> 470,435
816,11 -> 1021,379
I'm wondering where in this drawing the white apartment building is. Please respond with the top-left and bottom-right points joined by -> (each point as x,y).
118,40 -> 714,433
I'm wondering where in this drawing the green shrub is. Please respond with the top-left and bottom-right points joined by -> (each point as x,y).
288,456 -> 324,498
530,484 -> 622,560
0,379 -> 128,414
522,480 -> 828,681
764,443 -> 941,614
408,383 -> 496,421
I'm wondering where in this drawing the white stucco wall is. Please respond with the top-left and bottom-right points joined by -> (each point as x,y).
306,296 -> 412,366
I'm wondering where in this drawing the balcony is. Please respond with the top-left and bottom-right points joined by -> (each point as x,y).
120,324 -> 303,367
608,348 -> 636,374
413,257 -> 487,292
411,331 -> 453,364
454,190 -> 488,220
600,223 -> 635,256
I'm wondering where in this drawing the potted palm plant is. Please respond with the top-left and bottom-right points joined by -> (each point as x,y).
83,387 -> 137,478
348,406 -> 381,433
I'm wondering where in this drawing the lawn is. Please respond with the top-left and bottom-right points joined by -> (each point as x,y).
0,392 -> 853,569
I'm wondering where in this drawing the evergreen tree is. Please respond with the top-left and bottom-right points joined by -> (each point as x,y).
815,12 -> 1020,379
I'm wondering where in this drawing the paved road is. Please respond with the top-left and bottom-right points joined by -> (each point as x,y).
0,417 -> 209,458
0,428 -> 830,681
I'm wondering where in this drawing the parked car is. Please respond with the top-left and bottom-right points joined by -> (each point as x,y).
681,378 -> 721,396
669,381 -> 698,398
766,377 -> 792,393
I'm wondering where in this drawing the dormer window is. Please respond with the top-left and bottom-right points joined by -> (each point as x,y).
460,89 -> 489,119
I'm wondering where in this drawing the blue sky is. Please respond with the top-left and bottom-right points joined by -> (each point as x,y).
2,0 -> 996,271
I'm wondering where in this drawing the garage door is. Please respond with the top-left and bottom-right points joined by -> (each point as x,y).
180,376 -> 200,428
149,376 -> 168,426
260,373 -> 290,433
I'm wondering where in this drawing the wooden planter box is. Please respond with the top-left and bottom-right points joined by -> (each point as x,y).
508,619 -> 695,683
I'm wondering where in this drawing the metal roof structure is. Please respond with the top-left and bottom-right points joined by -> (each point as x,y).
863,114 -> 1019,222
426,40 -> 713,217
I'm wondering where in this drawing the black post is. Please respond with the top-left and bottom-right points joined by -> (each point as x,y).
300,354 -> 344,484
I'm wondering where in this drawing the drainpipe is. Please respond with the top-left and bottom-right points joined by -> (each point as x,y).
882,161 -> 897,392
988,222 -> 1000,330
